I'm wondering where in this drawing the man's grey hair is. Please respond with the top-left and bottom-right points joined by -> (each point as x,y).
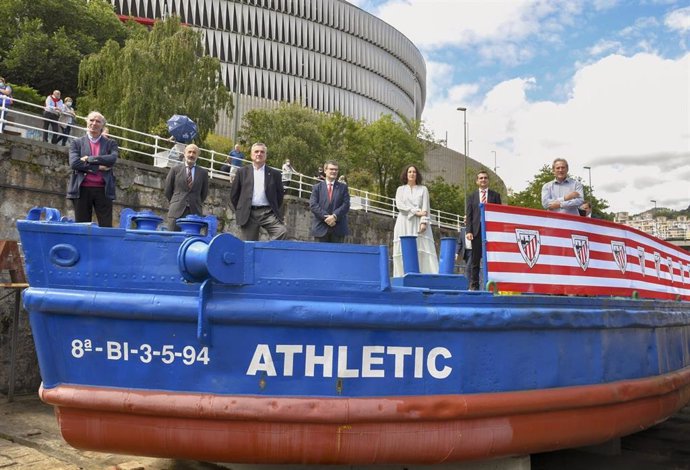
552,158 -> 569,170
87,111 -> 106,125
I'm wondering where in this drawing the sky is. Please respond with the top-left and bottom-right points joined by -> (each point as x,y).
347,0 -> 690,215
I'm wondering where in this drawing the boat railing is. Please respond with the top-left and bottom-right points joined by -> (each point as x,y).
1,98 -> 465,231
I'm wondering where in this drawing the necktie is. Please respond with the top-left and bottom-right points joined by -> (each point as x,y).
328,183 -> 333,201
186,166 -> 193,189
481,190 -> 487,204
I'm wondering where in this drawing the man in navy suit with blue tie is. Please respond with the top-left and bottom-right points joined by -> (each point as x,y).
309,160 -> 350,243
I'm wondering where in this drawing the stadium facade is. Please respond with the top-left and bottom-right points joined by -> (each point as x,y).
110,0 -> 426,139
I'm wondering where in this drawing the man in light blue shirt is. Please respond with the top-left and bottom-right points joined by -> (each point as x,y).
541,158 -> 584,216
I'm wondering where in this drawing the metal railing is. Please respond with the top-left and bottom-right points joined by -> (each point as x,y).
1,97 -> 465,231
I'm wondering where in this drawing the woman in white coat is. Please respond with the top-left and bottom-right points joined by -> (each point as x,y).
392,164 -> 438,276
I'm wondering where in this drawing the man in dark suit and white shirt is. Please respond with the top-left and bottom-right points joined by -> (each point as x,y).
164,144 -> 209,231
465,170 -> 502,290
309,160 -> 350,243
66,111 -> 118,226
230,142 -> 287,241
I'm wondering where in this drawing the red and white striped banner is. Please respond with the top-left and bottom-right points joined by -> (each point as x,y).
483,204 -> 690,301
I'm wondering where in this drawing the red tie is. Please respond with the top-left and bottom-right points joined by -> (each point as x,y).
328,183 -> 333,201
186,166 -> 193,189
481,190 -> 487,204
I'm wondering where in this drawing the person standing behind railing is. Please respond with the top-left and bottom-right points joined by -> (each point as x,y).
0,77 -> 12,134
281,158 -> 296,192
43,90 -> 63,143
67,111 -> 118,227
54,97 -> 76,146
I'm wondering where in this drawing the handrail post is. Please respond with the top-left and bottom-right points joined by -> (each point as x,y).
0,98 -> 6,134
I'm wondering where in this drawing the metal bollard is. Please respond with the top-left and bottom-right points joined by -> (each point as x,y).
399,235 -> 420,274
439,237 -> 458,274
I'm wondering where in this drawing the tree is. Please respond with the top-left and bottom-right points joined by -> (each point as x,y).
427,178 -> 464,216
354,115 -> 426,196
0,0 -> 128,97
78,16 -> 231,161
239,106 -> 426,195
240,104 -> 325,177
508,165 -> 610,218
320,112 -> 365,174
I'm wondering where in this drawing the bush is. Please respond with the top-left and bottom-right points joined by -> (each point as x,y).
7,83 -> 43,111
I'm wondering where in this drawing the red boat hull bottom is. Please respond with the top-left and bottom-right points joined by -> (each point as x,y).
43,367 -> 690,464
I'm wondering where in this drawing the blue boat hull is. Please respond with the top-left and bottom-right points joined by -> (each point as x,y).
16,208 -> 690,463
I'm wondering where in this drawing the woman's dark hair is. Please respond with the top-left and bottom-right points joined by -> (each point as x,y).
400,164 -> 422,185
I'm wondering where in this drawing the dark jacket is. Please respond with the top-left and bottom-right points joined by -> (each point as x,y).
230,164 -> 284,227
309,180 -> 350,237
66,135 -> 118,200
466,189 -> 502,237
164,164 -> 209,218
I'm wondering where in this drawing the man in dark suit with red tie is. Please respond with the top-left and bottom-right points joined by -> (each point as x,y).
164,144 -> 209,231
309,160 -> 350,243
465,170 -> 502,290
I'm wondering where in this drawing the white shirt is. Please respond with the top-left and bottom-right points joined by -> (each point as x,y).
251,165 -> 270,206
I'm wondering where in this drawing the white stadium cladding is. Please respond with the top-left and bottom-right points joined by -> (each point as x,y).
110,0 -> 427,138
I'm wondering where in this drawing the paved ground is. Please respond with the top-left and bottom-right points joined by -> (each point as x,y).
1,393 -> 689,469
0,394 -> 223,470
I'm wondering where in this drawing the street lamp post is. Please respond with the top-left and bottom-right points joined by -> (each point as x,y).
583,166 -> 592,202
457,107 -> 467,215
232,65 -> 242,145
492,150 -> 497,174
232,30 -> 251,144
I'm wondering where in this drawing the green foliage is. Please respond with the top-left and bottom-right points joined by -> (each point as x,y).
507,165 -> 553,209
203,133 -> 233,157
240,104 -> 325,176
428,178 -> 464,216
5,83 -> 44,110
239,105 -> 425,196
78,16 -> 231,162
0,0 -> 128,97
320,112 -> 364,173
353,115 -> 426,197
508,164 -> 610,218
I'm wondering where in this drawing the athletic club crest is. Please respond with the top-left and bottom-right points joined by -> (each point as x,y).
667,257 -> 674,283
637,246 -> 646,276
515,229 -> 541,268
572,235 -> 590,271
611,241 -> 627,274
654,252 -> 661,279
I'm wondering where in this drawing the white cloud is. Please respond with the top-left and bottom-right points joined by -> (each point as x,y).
665,6 -> 690,32
588,39 -> 623,56
422,52 -> 690,213
619,16 -> 660,37
372,0 -> 558,50
423,60 -> 456,102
